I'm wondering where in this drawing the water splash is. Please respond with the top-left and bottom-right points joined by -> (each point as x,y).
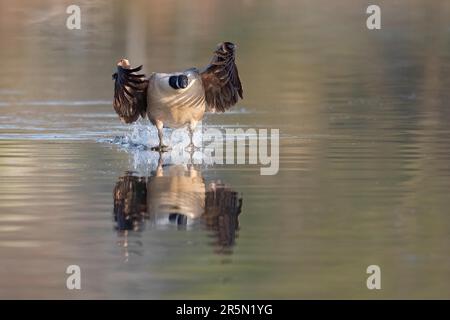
103,119 -> 203,149
101,120 -> 215,175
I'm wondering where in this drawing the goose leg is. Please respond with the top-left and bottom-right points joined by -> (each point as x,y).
186,121 -> 199,152
151,120 -> 169,152
188,126 -> 194,149
156,152 -> 163,177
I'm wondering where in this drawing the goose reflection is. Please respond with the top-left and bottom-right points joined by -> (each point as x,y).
113,165 -> 242,254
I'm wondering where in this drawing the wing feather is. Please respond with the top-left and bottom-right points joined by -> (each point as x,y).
200,42 -> 243,112
113,63 -> 148,123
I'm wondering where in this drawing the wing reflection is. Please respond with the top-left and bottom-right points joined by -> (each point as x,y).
113,165 -> 243,255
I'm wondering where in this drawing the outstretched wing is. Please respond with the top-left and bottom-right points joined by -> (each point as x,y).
113,64 -> 148,124
200,42 -> 243,113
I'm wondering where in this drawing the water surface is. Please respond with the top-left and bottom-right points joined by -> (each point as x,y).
1,0 -> 450,299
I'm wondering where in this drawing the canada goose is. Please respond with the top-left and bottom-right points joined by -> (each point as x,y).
112,42 -> 243,151
113,166 -> 243,252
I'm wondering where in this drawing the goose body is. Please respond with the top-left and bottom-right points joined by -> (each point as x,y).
146,69 -> 205,129
112,42 -> 243,150
113,166 -> 243,251
148,165 -> 206,224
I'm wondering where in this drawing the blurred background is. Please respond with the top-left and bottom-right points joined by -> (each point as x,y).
1,0 -> 450,299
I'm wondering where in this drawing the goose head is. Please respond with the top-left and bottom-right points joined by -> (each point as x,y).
168,74 -> 189,90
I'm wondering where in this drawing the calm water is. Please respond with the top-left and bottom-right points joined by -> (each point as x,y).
1,0 -> 450,299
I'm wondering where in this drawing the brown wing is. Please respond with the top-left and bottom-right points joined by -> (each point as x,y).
200,42 -> 243,113
204,182 -> 243,252
113,173 -> 148,232
112,63 -> 148,124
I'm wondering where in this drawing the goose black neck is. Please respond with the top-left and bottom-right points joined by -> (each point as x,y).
169,75 -> 189,90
